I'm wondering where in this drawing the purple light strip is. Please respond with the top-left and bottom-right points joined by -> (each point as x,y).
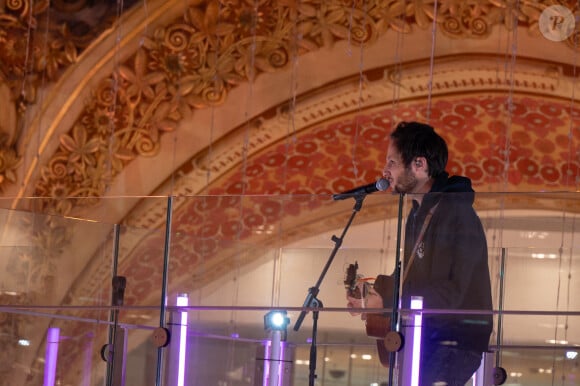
278,341 -> 286,385
410,297 -> 423,386
43,327 -> 60,386
82,333 -> 94,386
176,295 -> 188,386
262,336 -> 285,386
262,340 -> 271,386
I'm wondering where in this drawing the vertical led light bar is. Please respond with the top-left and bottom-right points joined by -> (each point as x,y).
82,333 -> 94,386
262,310 -> 289,386
176,294 -> 189,386
410,296 -> 423,386
262,333 -> 286,386
43,327 -> 60,386
262,340 -> 271,386
277,340 -> 286,385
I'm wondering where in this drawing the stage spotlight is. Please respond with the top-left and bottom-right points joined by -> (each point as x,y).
263,310 -> 290,386
264,310 -> 290,332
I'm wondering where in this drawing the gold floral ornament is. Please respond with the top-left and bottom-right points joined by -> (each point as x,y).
0,0 -> 118,103
0,143 -> 22,189
370,1 -> 412,34
59,123 -> 101,177
30,0 -> 575,216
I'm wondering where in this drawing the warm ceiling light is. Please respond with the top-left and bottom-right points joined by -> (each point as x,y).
532,253 -> 557,259
520,231 -> 549,239
545,339 -> 568,345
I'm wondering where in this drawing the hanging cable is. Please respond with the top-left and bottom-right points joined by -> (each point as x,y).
273,2 -> 302,308
390,0 -> 404,126
550,12 -> 580,384
226,0 -> 262,357
350,1 -> 369,182
425,0 -> 439,123
282,2 -> 301,194
105,0 -> 125,198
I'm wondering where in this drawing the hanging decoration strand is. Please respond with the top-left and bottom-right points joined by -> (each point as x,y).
282,3 -> 301,193
390,3 -> 404,125
425,0 -> 439,123
141,0 -> 150,45
230,0 -> 261,341
502,0 -> 519,193
345,1 -> 354,57
564,14 -> 579,189
240,2 -> 259,198
34,3 -> 50,167
351,1 -> 368,182
165,0 -> 179,196
105,0 -> 125,197
488,22 -> 505,299
19,0 -> 35,101
498,2 -> 520,355
196,0 -> 223,315
550,12 -> 580,384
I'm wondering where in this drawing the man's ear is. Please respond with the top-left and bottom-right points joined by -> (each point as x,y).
413,157 -> 428,173
412,157 -> 429,176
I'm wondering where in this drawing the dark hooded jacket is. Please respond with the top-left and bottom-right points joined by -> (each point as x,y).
380,172 -> 493,352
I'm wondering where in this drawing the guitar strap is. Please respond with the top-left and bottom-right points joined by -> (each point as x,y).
401,201 -> 440,285
371,200 -> 440,368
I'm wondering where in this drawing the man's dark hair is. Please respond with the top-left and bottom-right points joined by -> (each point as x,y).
389,121 -> 448,177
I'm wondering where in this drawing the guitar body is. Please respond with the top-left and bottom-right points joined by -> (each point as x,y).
366,313 -> 392,368
345,265 -> 397,368
365,313 -> 391,338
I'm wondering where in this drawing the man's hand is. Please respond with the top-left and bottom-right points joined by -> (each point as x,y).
346,284 -> 384,320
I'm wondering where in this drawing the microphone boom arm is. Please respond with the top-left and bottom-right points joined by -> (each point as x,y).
293,194 -> 366,386
293,194 -> 365,331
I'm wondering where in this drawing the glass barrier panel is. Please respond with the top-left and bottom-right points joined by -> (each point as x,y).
493,347 -> 580,386
163,194 -> 404,385
157,307 -> 390,386
1,192 -> 579,385
0,201 -> 117,386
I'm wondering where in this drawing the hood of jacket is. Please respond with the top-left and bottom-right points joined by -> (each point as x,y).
426,171 -> 475,205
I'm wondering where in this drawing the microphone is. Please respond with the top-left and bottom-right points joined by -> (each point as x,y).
332,178 -> 390,200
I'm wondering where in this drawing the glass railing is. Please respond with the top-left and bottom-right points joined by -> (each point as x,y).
0,192 -> 578,386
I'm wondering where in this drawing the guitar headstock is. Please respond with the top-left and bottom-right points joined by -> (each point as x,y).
344,261 -> 364,299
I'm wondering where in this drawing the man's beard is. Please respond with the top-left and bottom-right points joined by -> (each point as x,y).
393,167 -> 417,194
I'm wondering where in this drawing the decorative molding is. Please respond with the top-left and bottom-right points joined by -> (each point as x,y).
0,0 -> 570,205
126,54 -> 579,231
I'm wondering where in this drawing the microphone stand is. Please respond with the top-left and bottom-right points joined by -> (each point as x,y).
293,193 -> 367,386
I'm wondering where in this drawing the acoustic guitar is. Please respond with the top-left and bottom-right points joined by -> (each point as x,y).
344,262 -> 401,367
